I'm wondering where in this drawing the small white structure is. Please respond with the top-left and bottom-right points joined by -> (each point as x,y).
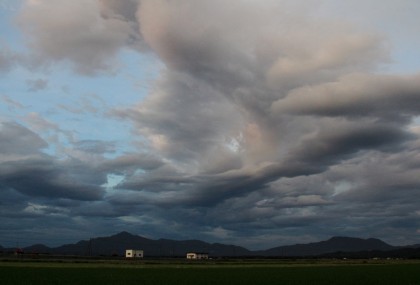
125,249 -> 144,258
186,252 -> 209,259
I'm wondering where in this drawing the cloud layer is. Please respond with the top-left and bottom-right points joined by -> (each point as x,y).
1,0 -> 420,249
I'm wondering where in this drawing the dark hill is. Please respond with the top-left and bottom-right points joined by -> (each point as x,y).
259,236 -> 395,256
28,231 -> 250,257
24,244 -> 52,253
12,232 -> 416,258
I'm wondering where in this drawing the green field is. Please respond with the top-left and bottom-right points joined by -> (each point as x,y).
1,259 -> 420,285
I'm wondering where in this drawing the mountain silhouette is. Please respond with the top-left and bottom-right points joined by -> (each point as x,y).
14,231 -> 250,257
1,232 -> 409,257
259,236 -> 395,256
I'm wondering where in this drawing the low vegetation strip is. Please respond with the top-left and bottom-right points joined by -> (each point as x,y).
1,261 -> 420,285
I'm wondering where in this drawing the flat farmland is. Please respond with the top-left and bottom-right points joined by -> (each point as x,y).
1,259 -> 420,285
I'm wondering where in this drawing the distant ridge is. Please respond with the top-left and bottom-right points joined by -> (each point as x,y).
258,236 -> 395,256
2,232 -> 417,257
7,231 -> 250,257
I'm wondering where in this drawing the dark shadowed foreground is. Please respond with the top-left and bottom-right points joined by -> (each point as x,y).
2,260 -> 420,285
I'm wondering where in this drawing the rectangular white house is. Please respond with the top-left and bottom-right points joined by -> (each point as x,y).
125,249 -> 144,258
186,252 -> 209,259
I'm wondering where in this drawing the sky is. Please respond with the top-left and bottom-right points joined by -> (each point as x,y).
1,0 -> 420,250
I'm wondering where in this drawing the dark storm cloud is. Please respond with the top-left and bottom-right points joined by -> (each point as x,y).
106,0 -> 420,246
0,156 -> 105,201
287,120 -> 415,167
111,118 -> 415,210
100,153 -> 164,173
4,0 -> 420,248
0,122 -> 105,201
329,144 -> 420,204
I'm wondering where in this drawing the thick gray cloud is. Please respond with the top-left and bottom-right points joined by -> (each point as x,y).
2,0 -> 420,249
272,73 -> 420,122
0,121 -> 47,155
0,157 -> 104,200
115,71 -> 244,165
100,152 -> 164,174
110,0 -> 420,247
0,122 -> 105,201
17,0 -> 146,74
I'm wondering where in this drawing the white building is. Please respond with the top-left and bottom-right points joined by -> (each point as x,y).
186,252 -> 209,259
125,249 -> 144,258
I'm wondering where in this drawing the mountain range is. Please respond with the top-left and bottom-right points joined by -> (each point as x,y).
2,231 -> 420,258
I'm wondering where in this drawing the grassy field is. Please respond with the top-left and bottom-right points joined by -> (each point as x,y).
1,259 -> 420,285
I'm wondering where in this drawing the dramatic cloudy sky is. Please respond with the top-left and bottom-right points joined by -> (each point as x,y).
1,0 -> 420,250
